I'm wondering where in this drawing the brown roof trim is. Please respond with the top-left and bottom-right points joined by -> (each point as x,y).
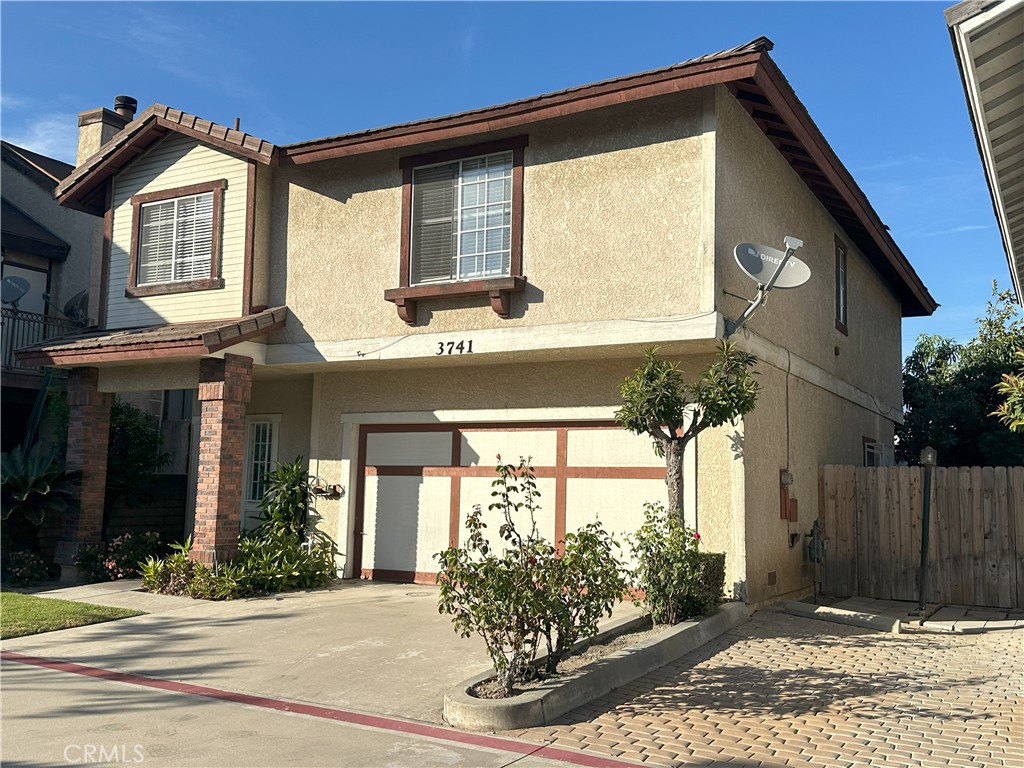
16,306 -> 287,367
279,38 -> 770,165
750,56 -> 937,316
55,105 -> 276,216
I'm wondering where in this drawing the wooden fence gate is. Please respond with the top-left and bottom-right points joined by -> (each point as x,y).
818,465 -> 1024,609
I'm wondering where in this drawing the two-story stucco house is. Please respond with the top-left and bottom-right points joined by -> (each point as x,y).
21,38 -> 936,607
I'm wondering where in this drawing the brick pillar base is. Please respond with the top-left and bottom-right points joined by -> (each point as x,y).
56,367 -> 113,583
192,354 -> 252,565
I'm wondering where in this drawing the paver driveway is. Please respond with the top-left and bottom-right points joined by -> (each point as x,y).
508,607 -> 1023,767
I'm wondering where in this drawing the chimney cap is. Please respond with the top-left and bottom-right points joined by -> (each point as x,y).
113,95 -> 138,120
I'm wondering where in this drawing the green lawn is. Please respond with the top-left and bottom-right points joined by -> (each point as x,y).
0,592 -> 144,639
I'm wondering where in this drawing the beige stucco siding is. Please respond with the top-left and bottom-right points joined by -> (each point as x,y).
272,90 -> 712,345
106,134 -> 248,329
247,376 -> 313,469
713,87 -> 903,407
740,364 -> 895,608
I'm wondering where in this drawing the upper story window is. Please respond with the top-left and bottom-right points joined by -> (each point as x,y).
835,235 -> 848,335
412,152 -> 512,285
127,180 -> 226,298
384,136 -> 528,325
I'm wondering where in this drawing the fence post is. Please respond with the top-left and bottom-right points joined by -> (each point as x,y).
914,446 -> 937,617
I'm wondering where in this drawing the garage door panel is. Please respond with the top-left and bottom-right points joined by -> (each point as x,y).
364,475 -> 451,573
365,431 -> 452,467
459,429 -> 558,467
565,478 -> 667,570
458,476 -> 557,546
567,429 -> 663,468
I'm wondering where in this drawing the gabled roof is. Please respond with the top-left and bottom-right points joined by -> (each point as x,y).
52,37 -> 937,317
1,140 -> 74,188
1,198 -> 70,261
56,104 -> 276,215
15,306 -> 287,367
946,0 -> 1024,303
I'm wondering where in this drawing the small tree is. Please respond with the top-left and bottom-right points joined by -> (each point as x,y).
992,350 -> 1024,433
616,343 -> 759,516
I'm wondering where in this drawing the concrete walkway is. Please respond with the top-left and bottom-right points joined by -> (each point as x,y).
832,596 -> 1024,633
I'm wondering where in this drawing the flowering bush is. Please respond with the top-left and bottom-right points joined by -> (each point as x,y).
629,502 -> 724,624
2,550 -> 50,587
74,531 -> 163,582
436,456 -> 628,696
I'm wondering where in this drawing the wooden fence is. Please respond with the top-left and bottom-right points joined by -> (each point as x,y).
818,465 -> 1024,609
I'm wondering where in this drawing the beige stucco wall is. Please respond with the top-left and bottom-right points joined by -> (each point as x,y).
1,163 -> 102,322
713,87 -> 903,407
740,363 -> 896,608
106,134 -> 249,329
247,376 -> 313,468
271,89 -> 713,344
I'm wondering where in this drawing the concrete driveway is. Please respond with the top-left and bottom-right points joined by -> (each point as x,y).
1,579 -> 647,768
2,580 -> 493,724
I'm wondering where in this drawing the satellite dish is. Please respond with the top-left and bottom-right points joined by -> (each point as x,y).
734,243 -> 811,289
62,290 -> 89,324
1,276 -> 30,307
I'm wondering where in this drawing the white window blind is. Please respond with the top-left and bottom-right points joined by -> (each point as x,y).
410,151 -> 512,285
139,192 -> 214,285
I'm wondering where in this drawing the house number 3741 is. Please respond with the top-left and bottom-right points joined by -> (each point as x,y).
435,340 -> 474,355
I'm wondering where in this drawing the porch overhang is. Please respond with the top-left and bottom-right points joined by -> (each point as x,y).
15,306 -> 287,367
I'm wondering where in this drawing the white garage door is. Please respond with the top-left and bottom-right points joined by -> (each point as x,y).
354,422 -> 679,584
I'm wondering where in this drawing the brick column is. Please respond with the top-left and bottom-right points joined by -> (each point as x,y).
192,354 -> 252,565
55,367 -> 114,582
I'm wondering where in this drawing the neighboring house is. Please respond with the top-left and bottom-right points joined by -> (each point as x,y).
20,38 -> 936,606
946,0 -> 1024,303
1,140 -> 102,450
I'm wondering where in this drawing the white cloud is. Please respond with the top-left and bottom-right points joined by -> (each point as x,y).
3,113 -> 78,164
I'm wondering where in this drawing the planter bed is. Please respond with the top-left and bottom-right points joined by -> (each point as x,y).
444,601 -> 748,731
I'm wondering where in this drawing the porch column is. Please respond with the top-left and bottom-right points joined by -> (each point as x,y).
55,367 -> 113,582
192,354 -> 252,565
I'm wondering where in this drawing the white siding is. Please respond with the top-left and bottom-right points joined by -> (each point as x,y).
106,134 -> 249,328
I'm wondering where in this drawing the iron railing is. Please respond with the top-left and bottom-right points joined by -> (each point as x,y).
1,307 -> 80,372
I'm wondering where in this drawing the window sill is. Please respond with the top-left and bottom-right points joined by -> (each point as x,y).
384,276 -> 527,325
126,277 -> 225,298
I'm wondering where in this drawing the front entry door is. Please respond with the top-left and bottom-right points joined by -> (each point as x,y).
242,415 -> 280,531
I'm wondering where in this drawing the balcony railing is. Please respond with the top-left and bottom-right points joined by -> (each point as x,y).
1,307 -> 81,372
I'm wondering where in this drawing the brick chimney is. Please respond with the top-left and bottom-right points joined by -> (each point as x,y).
76,95 -> 137,167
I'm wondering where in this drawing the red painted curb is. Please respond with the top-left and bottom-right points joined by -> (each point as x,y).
1,650 -> 638,768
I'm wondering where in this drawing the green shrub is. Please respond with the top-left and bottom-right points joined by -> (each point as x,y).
140,531 -> 336,600
74,531 -> 163,583
436,456 -> 628,696
629,502 -> 724,625
258,457 -> 313,540
2,550 -> 50,587
1,443 -> 76,527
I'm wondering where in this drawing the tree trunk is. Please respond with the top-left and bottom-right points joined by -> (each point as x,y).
664,439 -> 684,518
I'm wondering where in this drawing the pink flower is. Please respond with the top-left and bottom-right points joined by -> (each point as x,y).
693,532 -> 701,541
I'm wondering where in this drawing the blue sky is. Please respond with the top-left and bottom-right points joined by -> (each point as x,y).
0,1 -> 1009,356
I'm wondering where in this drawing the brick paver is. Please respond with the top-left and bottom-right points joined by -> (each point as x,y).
508,608 -> 1023,767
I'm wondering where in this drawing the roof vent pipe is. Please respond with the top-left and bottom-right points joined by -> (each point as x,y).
113,95 -> 138,120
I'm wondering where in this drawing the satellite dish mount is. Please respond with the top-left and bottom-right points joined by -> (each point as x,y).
725,235 -> 808,337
